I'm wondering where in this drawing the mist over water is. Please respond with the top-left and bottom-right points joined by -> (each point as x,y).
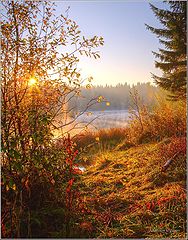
77,109 -> 130,130
53,110 -> 131,138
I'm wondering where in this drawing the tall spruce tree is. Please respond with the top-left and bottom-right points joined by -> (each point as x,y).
146,1 -> 187,100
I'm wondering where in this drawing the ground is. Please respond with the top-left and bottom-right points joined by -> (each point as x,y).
78,140 -> 186,238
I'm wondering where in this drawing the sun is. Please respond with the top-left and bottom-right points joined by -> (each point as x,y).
28,77 -> 37,86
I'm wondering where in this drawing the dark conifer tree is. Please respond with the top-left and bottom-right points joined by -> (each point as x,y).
146,1 -> 187,100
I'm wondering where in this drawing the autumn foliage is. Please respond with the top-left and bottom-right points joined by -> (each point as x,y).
1,0 -> 103,238
1,0 -> 186,238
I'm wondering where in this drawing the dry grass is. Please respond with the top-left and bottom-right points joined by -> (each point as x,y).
79,138 -> 186,238
73,127 -> 127,151
119,100 -> 186,147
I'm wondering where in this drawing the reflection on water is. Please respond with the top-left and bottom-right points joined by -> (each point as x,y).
78,166 -> 86,172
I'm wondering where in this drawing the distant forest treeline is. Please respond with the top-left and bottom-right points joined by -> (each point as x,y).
70,82 -> 161,112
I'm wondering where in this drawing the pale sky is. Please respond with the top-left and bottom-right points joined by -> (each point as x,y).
55,1 -> 166,86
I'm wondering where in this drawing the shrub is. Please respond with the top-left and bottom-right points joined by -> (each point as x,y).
126,99 -> 186,145
73,128 -> 127,152
1,135 -> 85,238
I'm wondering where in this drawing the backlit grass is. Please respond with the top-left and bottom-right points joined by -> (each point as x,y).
78,138 -> 186,238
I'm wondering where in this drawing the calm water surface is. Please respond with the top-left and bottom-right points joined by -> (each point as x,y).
77,109 -> 130,130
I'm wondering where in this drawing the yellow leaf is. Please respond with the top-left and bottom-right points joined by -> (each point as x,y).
95,137 -> 100,141
106,102 -> 110,106
97,96 -> 103,102
86,112 -> 93,116
12,184 -> 16,191
88,76 -> 93,82
86,84 -> 91,89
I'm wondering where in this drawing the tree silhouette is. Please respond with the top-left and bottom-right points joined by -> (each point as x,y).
146,1 -> 187,100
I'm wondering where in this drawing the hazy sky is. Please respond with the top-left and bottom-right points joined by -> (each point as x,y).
56,1 -> 166,86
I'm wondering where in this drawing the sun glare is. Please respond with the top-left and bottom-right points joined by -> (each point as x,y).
28,77 -> 37,86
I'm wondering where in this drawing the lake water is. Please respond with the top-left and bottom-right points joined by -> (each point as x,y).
77,109 -> 130,130
53,109 -> 131,138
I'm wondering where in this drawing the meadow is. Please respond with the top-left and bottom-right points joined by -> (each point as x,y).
1,0 -> 186,238
70,99 -> 186,238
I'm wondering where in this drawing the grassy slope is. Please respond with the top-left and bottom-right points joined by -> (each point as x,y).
79,140 -> 186,238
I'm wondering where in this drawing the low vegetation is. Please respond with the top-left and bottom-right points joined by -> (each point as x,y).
2,93 -> 186,238
73,99 -> 186,238
1,0 -> 186,238
80,138 -> 186,238
127,100 -> 186,145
